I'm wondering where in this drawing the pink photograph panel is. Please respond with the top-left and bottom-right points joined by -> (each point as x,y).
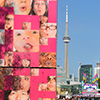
4,76 -> 13,90
0,45 -> 5,59
48,1 -> 57,23
30,69 -> 56,100
5,30 -> 13,52
13,68 -> 30,76
40,38 -> 56,52
0,7 -> 14,29
13,52 -> 39,67
0,90 -> 4,100
14,15 -> 39,30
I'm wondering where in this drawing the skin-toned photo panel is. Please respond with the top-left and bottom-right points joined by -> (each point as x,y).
39,52 -> 56,68
13,75 -> 30,91
4,52 -> 13,67
29,0 -> 48,16
31,68 -> 39,76
4,90 -> 30,100
5,14 -> 14,30
0,0 -> 57,100
13,30 -> 39,52
14,0 -> 31,15
40,23 -> 57,38
0,0 -> 14,7
22,22 -> 31,30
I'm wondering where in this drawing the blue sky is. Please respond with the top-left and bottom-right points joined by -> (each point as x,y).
57,0 -> 100,77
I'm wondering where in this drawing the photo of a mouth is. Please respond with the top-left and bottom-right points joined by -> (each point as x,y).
38,10 -> 41,12
20,86 -> 24,90
7,23 -> 10,25
46,34 -> 49,36
8,59 -> 11,62
49,85 -> 54,88
20,6 -> 27,11
23,43 -> 33,51
25,26 -> 27,29
45,61 -> 52,67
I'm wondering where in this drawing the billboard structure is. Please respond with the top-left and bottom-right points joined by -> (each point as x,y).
0,0 -> 57,100
82,73 -> 99,94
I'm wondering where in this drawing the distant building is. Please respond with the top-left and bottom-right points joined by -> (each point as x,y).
70,74 -> 74,81
94,63 -> 100,78
60,81 -> 81,95
74,77 -> 78,82
78,65 -> 92,83
57,65 -> 66,83
70,74 -> 78,82
57,65 -> 81,94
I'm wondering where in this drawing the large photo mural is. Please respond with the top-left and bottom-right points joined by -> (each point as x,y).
0,0 -> 57,100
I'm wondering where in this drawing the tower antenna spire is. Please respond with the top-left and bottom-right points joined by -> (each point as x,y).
63,4 -> 70,78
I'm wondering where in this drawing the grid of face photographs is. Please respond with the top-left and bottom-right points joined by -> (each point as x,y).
0,0 -> 57,100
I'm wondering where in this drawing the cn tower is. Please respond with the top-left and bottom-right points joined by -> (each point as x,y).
63,4 -> 70,78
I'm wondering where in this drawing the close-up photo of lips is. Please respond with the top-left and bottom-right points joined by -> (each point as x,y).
39,53 -> 56,67
14,30 -> 39,52
23,43 -> 33,51
20,5 -> 27,12
14,0 -> 31,15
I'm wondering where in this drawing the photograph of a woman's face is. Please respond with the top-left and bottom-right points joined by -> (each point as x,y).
29,0 -> 48,16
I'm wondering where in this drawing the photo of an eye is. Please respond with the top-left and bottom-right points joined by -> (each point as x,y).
22,92 -> 26,95
53,55 -> 56,58
25,77 -> 29,80
32,31 -> 37,34
41,53 -> 47,56
15,77 -> 20,81
16,33 -> 21,36
11,91 -> 16,95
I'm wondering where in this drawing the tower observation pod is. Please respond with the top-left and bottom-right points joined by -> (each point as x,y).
63,4 -> 70,78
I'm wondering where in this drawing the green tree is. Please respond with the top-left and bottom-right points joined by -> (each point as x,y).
98,78 -> 100,93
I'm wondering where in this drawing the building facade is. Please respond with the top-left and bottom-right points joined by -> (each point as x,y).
57,66 -> 66,83
94,63 -> 100,78
70,74 -> 75,81
78,65 -> 92,83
